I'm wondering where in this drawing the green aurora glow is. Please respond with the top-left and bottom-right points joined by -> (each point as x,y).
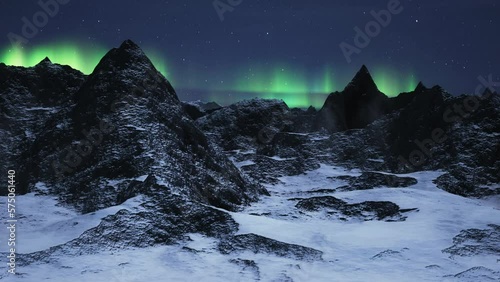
0,42 -> 170,78
218,64 -> 336,108
372,66 -> 418,97
0,43 -> 418,108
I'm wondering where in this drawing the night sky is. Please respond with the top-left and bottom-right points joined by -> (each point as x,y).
1,0 -> 499,107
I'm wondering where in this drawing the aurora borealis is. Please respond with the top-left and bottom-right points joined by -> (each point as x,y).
0,41 -> 418,108
1,1 -> 498,108
0,42 -> 170,78
372,66 -> 418,97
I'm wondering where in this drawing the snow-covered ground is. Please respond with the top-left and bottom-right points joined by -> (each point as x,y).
1,165 -> 499,281
0,194 -> 145,254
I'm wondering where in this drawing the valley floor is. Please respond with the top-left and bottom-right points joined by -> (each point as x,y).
1,165 -> 499,281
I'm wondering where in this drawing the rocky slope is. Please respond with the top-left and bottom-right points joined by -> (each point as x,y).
0,40 -> 270,262
10,40 -> 266,211
200,65 -> 499,198
0,57 -> 86,194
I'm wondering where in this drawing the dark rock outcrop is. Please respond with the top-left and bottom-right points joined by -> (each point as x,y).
288,106 -> 318,132
0,58 -> 86,194
334,172 -> 418,191
0,40 -> 268,256
295,196 -> 409,221
219,233 -> 323,261
229,259 -> 260,280
442,224 -> 500,257
12,193 -> 239,267
8,40 -> 266,212
444,267 -> 500,281
196,98 -> 291,150
182,101 -> 222,120
317,65 -> 389,132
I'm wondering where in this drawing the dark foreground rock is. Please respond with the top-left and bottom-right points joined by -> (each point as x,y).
0,58 -> 86,194
295,196 -> 411,221
196,98 -> 291,150
182,101 -> 222,120
334,172 -> 418,191
219,233 -> 323,261
4,40 -> 266,212
0,40 -> 269,270
444,266 -> 500,281
229,259 -> 260,280
11,192 -> 239,267
442,224 -> 500,257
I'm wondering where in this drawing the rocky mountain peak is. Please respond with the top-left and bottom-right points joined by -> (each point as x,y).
414,81 -> 427,93
345,64 -> 379,94
119,39 -> 142,51
6,40 -> 266,213
91,39 -> 159,77
74,39 -> 178,116
317,65 -> 388,131
37,57 -> 52,65
482,88 -> 496,97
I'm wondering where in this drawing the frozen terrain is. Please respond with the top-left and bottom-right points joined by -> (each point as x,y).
1,164 -> 498,281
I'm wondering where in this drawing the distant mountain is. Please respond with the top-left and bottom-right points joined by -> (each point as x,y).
196,98 -> 291,150
191,64 -> 499,198
317,65 -> 389,131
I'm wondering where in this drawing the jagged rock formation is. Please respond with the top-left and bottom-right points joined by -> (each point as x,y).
5,40 -> 266,212
196,98 -> 291,150
195,65 -> 498,198
0,40 -> 269,261
316,65 -> 389,131
444,267 -> 500,281
295,196 -> 409,221
0,57 -> 86,194
312,66 -> 498,197
219,233 -> 323,261
442,224 -> 500,257
288,106 -> 318,132
182,100 -> 222,120
333,172 -> 418,191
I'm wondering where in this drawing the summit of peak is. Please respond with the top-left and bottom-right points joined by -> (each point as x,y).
414,81 -> 427,92
37,57 -> 52,65
118,39 -> 142,51
89,39 -> 158,76
345,65 -> 379,93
